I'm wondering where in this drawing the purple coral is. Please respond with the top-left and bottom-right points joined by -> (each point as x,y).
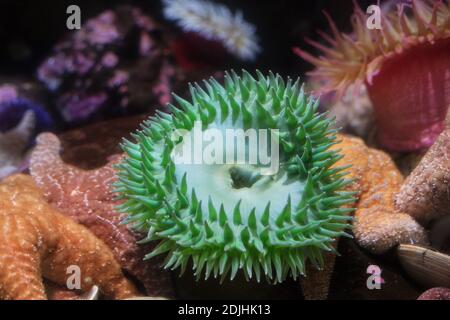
37,6 -> 176,124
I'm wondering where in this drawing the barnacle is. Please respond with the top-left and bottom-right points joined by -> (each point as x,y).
115,70 -> 355,283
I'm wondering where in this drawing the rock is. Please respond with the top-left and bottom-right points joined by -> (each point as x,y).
417,287 -> 450,300
430,215 -> 450,255
58,114 -> 147,169
328,237 -> 421,300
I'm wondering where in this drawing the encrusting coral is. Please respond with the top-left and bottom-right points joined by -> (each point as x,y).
294,0 -> 450,151
163,0 -> 260,62
0,110 -> 35,179
116,70 -> 357,283
30,133 -> 174,297
38,6 -> 176,124
395,107 -> 450,223
0,174 -> 138,300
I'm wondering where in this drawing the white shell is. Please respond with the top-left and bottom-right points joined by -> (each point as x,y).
398,244 -> 450,288
79,285 -> 99,300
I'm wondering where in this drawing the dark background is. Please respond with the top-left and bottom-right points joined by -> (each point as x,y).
0,0 -> 373,76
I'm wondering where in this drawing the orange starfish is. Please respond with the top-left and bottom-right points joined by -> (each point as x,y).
299,134 -> 428,299
29,133 -> 174,297
334,134 -> 428,254
0,174 -> 138,300
27,131 -> 426,300
395,109 -> 450,223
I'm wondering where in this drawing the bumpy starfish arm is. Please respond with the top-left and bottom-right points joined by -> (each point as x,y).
42,212 -> 138,299
29,133 -> 69,205
0,175 -> 138,300
0,214 -> 47,300
30,133 -> 121,203
333,135 -> 428,254
30,133 -> 174,297
395,110 -> 450,222
353,149 -> 428,254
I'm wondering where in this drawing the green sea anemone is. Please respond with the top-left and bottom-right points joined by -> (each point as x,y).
115,70 -> 355,283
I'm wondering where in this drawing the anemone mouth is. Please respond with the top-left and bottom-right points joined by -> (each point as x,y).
229,166 -> 264,189
115,70 -> 355,283
294,0 -> 450,97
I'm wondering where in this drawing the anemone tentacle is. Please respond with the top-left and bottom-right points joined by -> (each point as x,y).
115,70 -> 355,283
294,0 -> 450,97
163,0 -> 260,61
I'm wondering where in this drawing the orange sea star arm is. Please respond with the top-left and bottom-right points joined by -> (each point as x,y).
0,174 -> 138,300
332,134 -> 428,254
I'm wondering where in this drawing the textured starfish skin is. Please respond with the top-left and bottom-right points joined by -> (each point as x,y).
0,110 -> 35,179
334,134 -> 428,254
45,282 -> 83,300
299,134 -> 428,299
0,174 -> 137,300
395,111 -> 450,222
30,133 -> 174,297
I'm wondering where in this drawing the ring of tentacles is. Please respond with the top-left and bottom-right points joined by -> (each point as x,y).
115,70 -> 355,283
